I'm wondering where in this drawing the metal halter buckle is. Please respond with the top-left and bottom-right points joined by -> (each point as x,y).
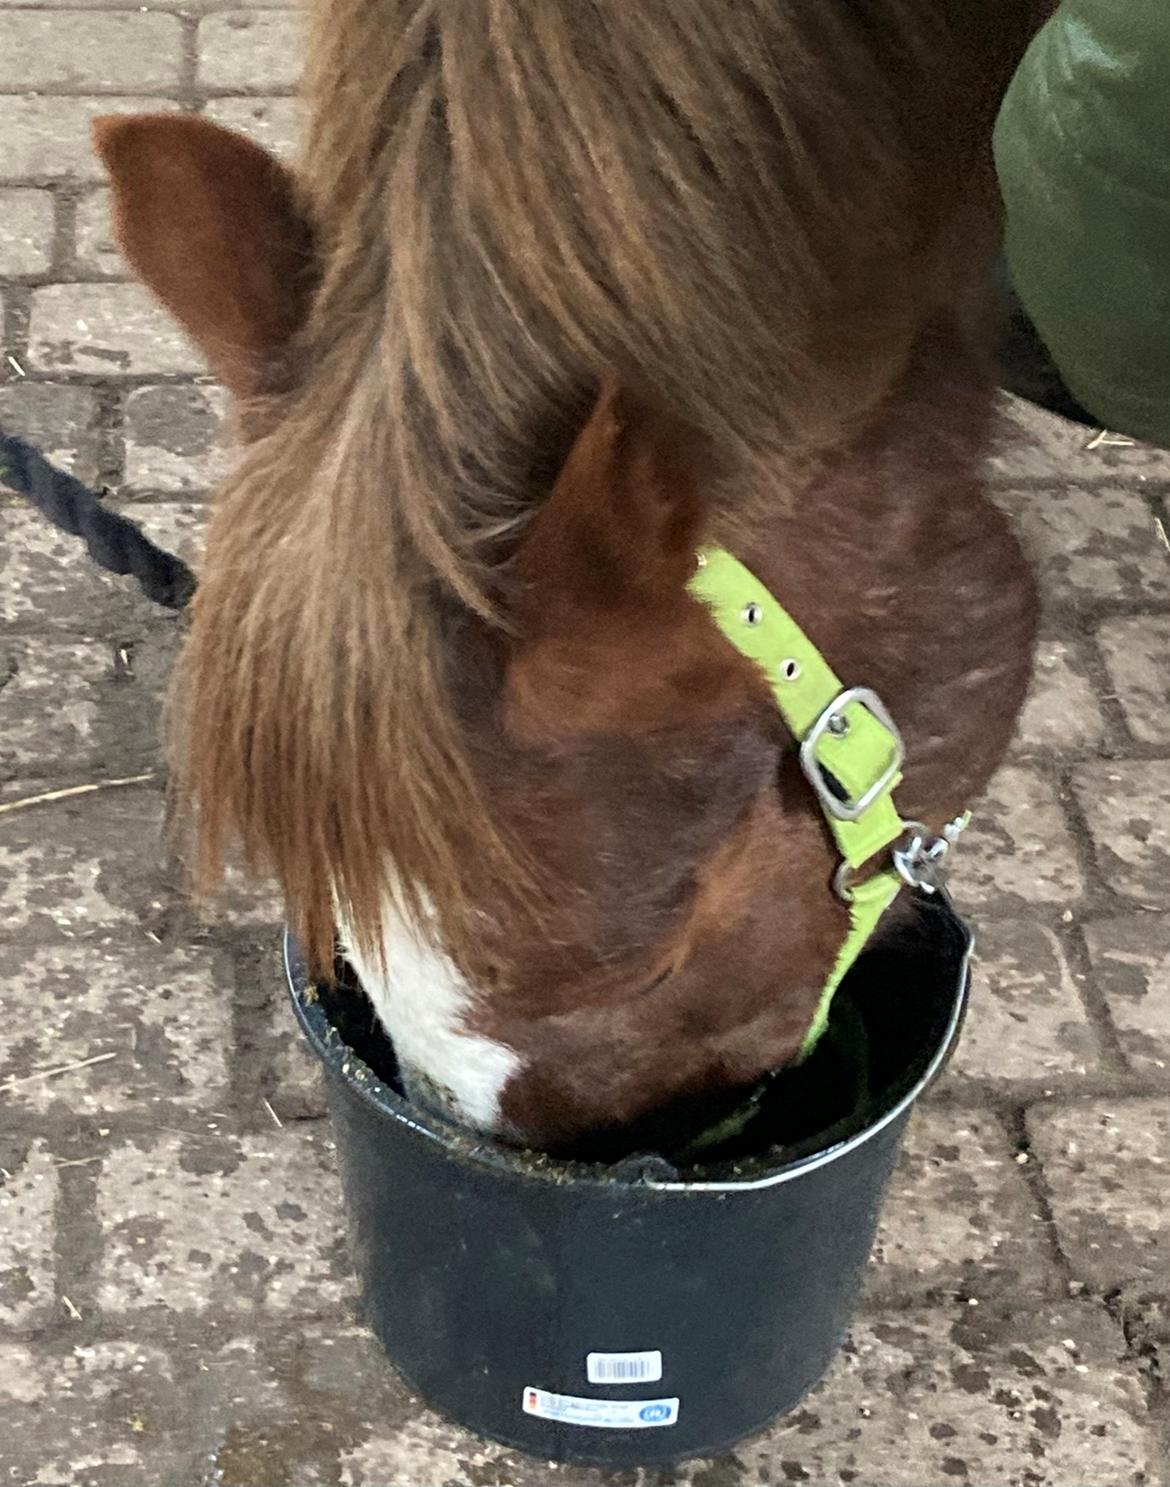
799,687 -> 905,822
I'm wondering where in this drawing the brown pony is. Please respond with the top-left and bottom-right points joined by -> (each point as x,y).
97,0 -> 1041,1146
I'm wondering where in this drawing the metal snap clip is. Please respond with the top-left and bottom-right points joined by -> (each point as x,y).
891,823 -> 950,894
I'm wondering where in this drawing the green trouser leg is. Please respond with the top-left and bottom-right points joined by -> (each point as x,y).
994,0 -> 1170,447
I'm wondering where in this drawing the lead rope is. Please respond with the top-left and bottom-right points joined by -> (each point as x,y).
1,429 -> 196,611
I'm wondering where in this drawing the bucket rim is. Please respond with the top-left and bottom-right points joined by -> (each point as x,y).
284,907 -> 972,1195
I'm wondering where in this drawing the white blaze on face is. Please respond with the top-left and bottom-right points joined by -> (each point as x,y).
336,896 -> 521,1135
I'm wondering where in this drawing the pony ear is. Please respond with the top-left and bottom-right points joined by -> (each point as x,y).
504,387 -> 742,738
511,385 -> 706,626
93,114 -> 315,398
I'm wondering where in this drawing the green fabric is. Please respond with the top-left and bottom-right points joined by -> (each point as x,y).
994,0 -> 1170,446
688,547 -> 909,1060
689,548 -> 904,871
799,870 -> 903,1060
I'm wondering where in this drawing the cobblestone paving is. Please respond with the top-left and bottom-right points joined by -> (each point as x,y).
2,7 -> 1169,1485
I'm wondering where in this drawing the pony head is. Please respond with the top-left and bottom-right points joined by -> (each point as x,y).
94,0 -> 1037,1141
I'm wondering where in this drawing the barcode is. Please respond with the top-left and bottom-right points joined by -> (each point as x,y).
594,1359 -> 652,1381
586,1350 -> 663,1385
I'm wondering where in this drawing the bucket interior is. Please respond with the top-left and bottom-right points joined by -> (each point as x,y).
292,890 -> 970,1186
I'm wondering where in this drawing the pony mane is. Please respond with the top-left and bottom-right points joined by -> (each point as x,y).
173,0 -> 1034,974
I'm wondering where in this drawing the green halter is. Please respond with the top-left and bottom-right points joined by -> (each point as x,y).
688,546 -> 968,1061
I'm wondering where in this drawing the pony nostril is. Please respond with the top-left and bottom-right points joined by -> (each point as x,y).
742,602 -> 763,626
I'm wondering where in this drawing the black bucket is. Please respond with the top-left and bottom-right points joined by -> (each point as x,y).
285,891 -> 972,1467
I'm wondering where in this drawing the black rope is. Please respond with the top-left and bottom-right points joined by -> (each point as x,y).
0,429 -> 196,611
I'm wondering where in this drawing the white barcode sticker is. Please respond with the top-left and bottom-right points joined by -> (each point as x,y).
523,1387 -> 678,1430
586,1350 -> 663,1385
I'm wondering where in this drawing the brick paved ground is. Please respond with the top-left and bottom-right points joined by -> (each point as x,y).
2,7 -> 1169,1485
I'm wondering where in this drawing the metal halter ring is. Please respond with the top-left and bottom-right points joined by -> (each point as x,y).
833,859 -> 859,904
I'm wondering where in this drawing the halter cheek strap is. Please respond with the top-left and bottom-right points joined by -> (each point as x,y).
688,546 -> 968,1060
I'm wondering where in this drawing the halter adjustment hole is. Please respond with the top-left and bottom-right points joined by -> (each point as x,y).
779,658 -> 801,682
742,602 -> 763,626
